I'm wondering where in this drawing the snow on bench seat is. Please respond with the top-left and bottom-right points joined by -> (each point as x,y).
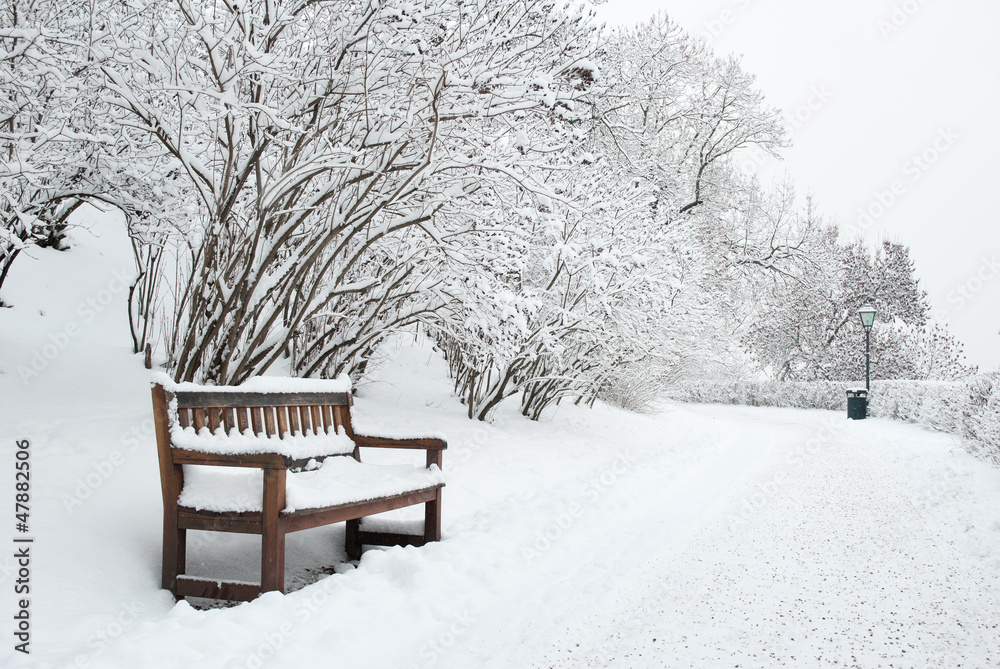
179,457 -> 446,514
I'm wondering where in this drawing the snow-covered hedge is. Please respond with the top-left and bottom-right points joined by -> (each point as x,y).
669,373 -> 1000,464
667,379 -> 846,411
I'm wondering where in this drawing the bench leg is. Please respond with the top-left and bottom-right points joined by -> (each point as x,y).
261,527 -> 285,593
162,512 -> 186,596
345,518 -> 362,560
424,489 -> 442,543
261,468 -> 286,593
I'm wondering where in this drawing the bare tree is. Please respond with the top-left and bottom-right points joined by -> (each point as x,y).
102,0 -> 602,384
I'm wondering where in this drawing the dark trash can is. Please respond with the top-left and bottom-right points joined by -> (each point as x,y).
846,388 -> 868,420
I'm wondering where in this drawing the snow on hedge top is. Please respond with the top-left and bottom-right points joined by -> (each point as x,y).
150,372 -> 352,394
169,424 -> 356,459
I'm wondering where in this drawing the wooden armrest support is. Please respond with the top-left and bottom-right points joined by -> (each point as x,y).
352,435 -> 447,451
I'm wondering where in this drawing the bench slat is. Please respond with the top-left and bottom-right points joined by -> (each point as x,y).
250,406 -> 263,435
333,404 -> 349,433
174,576 -> 261,602
356,530 -> 426,548
236,407 -> 249,434
207,407 -> 221,433
223,407 -> 236,433
192,407 -> 205,431
310,406 -> 321,434
276,405 -> 288,437
178,511 -> 263,534
264,406 -> 276,437
174,391 -> 350,408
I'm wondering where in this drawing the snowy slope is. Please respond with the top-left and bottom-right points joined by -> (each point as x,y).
1,213 -> 999,668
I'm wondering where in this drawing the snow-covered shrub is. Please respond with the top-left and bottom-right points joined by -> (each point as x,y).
669,374 -> 1000,464
959,373 -> 1000,466
0,0 -> 175,308
103,0 -> 604,385
598,374 -> 666,414
869,377 -> 999,464
868,380 -> 965,434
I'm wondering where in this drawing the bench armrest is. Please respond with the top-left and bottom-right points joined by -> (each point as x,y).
172,449 -> 344,473
171,449 -> 291,469
352,435 -> 447,451
352,434 -> 446,470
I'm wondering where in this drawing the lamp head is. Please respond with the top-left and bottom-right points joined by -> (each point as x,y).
858,305 -> 877,331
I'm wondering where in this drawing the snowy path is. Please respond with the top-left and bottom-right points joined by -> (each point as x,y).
424,404 -> 1000,669
521,408 -> 1000,668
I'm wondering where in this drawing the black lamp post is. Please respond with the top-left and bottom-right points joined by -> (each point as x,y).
858,305 -> 876,392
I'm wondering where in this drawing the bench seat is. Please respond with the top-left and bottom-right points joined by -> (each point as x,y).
179,457 -> 446,513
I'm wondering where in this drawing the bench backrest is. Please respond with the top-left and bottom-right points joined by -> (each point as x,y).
151,384 -> 358,512
170,389 -> 355,439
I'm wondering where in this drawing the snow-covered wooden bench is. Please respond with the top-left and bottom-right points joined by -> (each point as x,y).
150,375 -> 446,602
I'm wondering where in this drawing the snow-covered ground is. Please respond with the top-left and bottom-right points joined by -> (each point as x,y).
1,216 -> 999,668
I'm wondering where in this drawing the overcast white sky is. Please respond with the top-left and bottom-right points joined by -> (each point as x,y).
595,0 -> 1000,371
